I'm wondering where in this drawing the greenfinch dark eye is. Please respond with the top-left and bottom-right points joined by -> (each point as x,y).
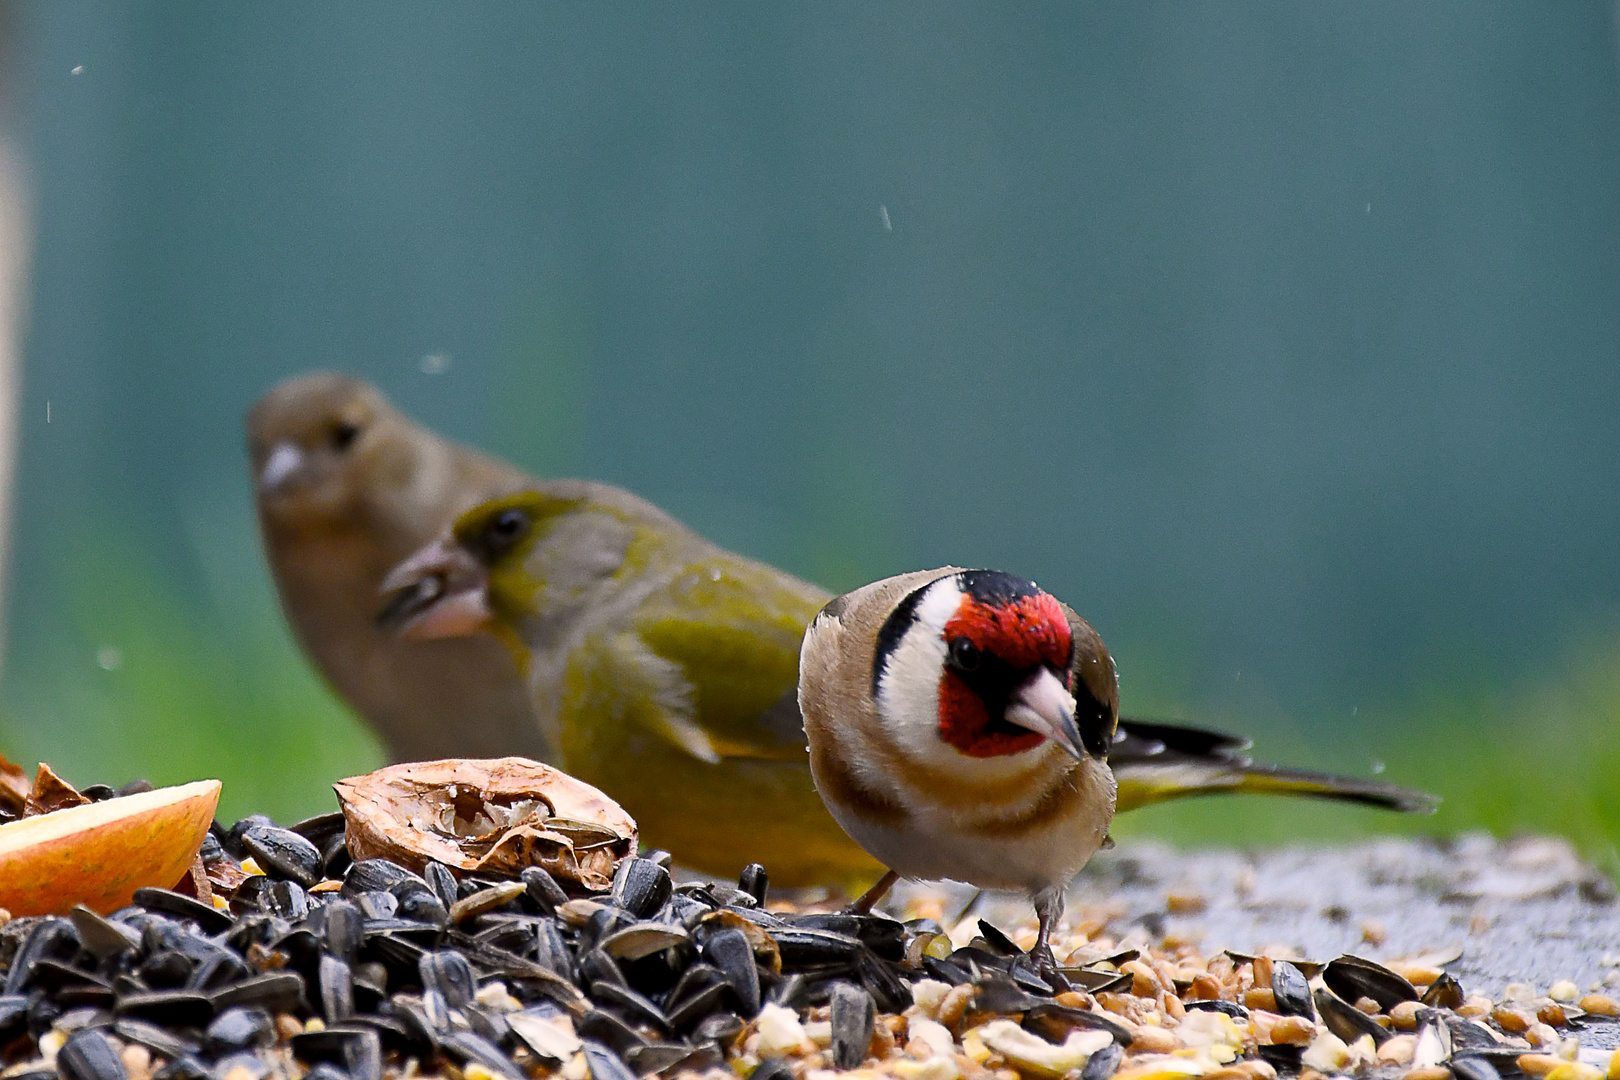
948,637 -> 980,671
490,509 -> 529,544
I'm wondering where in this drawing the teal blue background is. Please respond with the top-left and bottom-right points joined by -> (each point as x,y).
0,4 -> 1617,864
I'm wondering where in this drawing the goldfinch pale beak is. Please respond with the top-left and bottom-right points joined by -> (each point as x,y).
259,441 -> 304,493
1005,666 -> 1086,760
376,538 -> 493,641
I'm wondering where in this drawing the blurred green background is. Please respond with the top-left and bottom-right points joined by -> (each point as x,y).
0,4 -> 1615,870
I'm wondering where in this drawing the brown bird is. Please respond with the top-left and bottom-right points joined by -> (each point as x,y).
248,373 -> 545,763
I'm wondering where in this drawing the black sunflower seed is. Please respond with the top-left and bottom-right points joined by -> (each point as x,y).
342,859 -> 421,897
1271,960 -> 1315,1020
611,859 -> 672,920
1452,1055 -> 1504,1080
131,889 -> 232,934
701,928 -> 760,1017
523,866 -> 568,913
418,950 -> 476,1008
69,907 -> 140,959
737,864 -> 768,907
440,1030 -> 524,1080
1081,1041 -> 1124,1080
243,826 -> 322,887
590,981 -> 668,1030
225,816 -> 273,859
582,1039 -> 638,1080
186,951 -> 250,993
112,1018 -> 198,1059
260,880 -> 310,920
320,955 -> 355,1023
322,899 -> 363,963
579,1013 -> 646,1057
208,971 -> 304,1013
1314,986 -> 1390,1046
1421,972 -> 1464,1009
829,981 -> 875,1070
6,918 -> 79,994
424,862 -> 458,909
58,1028 -> 128,1080
114,990 -> 214,1027
202,1007 -> 274,1056
398,890 -> 448,926
1323,955 -> 1417,1011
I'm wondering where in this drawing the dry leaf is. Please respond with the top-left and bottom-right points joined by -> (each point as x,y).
26,762 -> 90,816
0,779 -> 221,915
0,752 -> 28,817
334,757 -> 636,891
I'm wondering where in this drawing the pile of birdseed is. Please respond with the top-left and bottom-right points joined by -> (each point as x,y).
0,812 -> 1616,1080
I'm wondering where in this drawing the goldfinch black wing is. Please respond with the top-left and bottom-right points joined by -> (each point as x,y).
1109,717 -> 1437,814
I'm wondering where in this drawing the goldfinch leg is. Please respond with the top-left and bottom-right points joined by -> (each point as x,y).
1029,883 -> 1069,984
843,869 -> 900,915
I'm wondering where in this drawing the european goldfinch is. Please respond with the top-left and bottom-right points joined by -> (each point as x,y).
798,567 -> 1119,966
248,374 -> 545,764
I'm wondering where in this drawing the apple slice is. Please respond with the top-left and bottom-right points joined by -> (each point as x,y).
0,779 -> 221,916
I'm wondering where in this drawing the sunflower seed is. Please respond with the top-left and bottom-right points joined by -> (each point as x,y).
1314,986 -> 1390,1046
261,880 -> 310,920
829,981 -> 875,1070
447,881 -> 527,924
319,955 -> 354,1023
582,1039 -> 638,1080
1081,1040 -> 1124,1080
737,864 -> 768,907
610,859 -> 671,920
57,1028 -> 127,1080
132,889 -> 233,934
1323,955 -> 1417,1011
522,866 -> 569,912
69,907 -> 140,959
1452,1055 -> 1504,1080
112,1018 -> 198,1060
242,826 -> 322,887
1271,960 -> 1316,1019
702,928 -> 760,1017
424,862 -> 459,909
600,923 -> 689,962
202,1007 -> 274,1056
418,950 -> 476,1008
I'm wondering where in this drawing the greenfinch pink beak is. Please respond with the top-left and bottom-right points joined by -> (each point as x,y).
376,537 -> 493,641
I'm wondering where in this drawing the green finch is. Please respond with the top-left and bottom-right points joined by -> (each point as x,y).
248,373 -> 545,764
378,493 -> 1434,888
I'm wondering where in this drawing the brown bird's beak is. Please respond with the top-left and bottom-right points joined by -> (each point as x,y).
1005,667 -> 1087,761
376,538 -> 492,641
258,440 -> 306,494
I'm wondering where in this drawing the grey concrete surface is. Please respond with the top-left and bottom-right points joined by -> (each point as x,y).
897,834 -> 1620,1046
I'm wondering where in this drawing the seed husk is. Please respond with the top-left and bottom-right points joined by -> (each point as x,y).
829,981 -> 876,1070
57,1028 -> 127,1080
242,827 -> 321,888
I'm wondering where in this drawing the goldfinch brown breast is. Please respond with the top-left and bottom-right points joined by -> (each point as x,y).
798,566 -> 1120,968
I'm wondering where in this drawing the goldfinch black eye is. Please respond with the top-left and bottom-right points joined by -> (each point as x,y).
948,637 -> 980,670
330,421 -> 361,451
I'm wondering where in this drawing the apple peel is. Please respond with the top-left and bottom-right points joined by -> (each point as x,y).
335,757 -> 637,891
0,778 -> 221,916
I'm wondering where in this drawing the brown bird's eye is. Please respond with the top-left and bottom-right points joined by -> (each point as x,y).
330,421 -> 361,451
948,637 -> 980,671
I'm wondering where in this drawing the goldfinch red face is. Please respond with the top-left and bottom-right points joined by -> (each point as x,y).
872,570 -> 1113,768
